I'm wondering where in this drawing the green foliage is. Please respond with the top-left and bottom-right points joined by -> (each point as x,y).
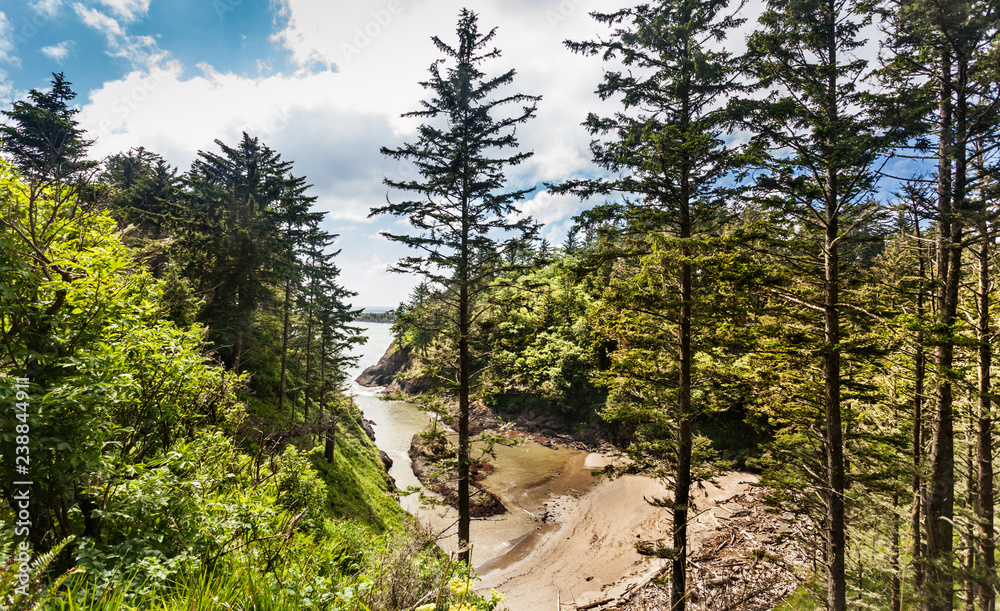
0,72 -> 96,184
480,262 -> 600,415
372,8 -> 542,562
276,446 -> 329,532
0,160 -> 243,551
0,156 -> 468,609
0,537 -> 77,610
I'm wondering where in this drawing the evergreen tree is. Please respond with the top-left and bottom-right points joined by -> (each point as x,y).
879,1 -> 1000,606
100,147 -> 183,277
371,8 -> 539,564
0,72 -> 95,187
560,1 -> 743,606
740,0 -> 898,606
183,133 -> 296,372
101,147 -> 182,238
276,176 -> 323,416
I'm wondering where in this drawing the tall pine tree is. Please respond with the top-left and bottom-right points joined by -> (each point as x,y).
371,8 -> 539,564
183,133 -> 295,372
559,1 -> 743,607
0,72 -> 95,189
880,1 -> 1000,606
741,0 -> 896,606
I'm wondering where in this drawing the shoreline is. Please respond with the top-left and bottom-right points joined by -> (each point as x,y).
475,469 -> 761,610
353,338 -> 801,610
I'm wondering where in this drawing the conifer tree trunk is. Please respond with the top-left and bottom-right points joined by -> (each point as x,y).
457,275 -> 471,565
965,431 -> 975,611
892,492 -> 902,611
823,6 -> 846,608
305,297 -> 313,421
975,204 -> 994,611
319,329 -> 326,417
672,149 -> 693,611
372,8 -> 540,567
926,48 -> 959,611
280,279 -> 291,415
456,101 -> 473,566
233,285 -> 245,370
825,166 -> 846,611
912,204 -> 928,591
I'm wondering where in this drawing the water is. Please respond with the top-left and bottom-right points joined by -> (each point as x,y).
346,322 -> 601,568
345,322 -> 429,490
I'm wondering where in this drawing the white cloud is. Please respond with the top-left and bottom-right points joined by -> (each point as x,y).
0,69 -> 12,105
0,12 -> 17,66
30,0 -> 64,18
338,252 -> 421,308
74,0 -> 644,306
96,0 -> 150,22
517,190 -> 584,226
41,40 -> 73,61
270,0 -> 627,174
73,3 -> 165,69
78,65 -> 399,215
73,4 -> 122,37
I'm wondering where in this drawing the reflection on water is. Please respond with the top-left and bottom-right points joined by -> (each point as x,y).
347,322 -> 598,568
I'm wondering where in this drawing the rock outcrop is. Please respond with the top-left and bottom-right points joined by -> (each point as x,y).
356,342 -> 409,386
408,428 -> 507,517
356,342 -> 436,395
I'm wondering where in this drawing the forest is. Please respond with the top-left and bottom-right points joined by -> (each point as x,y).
0,71 -> 505,609
0,0 -> 999,609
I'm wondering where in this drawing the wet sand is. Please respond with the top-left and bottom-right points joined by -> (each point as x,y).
351,328 -> 761,609
477,469 -> 757,610
402,442 -> 601,565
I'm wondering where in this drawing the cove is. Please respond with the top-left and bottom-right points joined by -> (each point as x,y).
347,321 -> 683,609
346,322 -> 601,564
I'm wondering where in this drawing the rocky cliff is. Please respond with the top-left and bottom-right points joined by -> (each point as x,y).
356,342 -> 436,394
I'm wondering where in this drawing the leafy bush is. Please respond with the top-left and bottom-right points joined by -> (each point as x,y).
276,446 -> 329,533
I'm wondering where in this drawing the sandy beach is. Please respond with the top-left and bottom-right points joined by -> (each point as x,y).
476,467 -> 757,610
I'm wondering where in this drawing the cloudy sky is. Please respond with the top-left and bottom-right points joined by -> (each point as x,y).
1,0 -> 775,308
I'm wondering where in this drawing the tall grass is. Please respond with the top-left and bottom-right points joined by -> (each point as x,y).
2,524 -> 496,611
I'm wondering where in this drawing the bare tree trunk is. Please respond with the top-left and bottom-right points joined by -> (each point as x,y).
305,296 -> 313,421
326,422 -> 336,466
966,426 -> 975,611
824,174 -> 846,611
976,199 -> 995,611
925,48 -> 959,611
279,279 -> 291,415
672,153 -> 693,611
457,184 -> 472,565
823,8 -> 846,603
912,202 -> 928,591
892,492 -> 902,611
457,282 -> 471,565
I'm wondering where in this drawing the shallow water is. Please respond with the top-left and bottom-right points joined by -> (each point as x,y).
346,322 -> 600,568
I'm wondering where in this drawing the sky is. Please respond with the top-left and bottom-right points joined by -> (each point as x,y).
1,1 -> 902,310
0,0 -> 658,308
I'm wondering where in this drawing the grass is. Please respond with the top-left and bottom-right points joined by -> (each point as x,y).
773,586 -> 818,611
1,394 -> 478,611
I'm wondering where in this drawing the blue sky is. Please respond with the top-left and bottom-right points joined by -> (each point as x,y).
1,0 -> 641,308
0,1 -> 909,309
2,1 -> 290,95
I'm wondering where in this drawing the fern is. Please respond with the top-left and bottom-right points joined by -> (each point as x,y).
0,536 -> 77,610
